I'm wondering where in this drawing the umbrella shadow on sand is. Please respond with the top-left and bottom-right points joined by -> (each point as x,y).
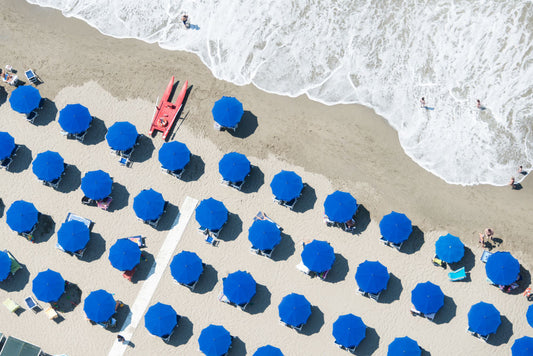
167,315 -> 193,347
0,263 -> 30,292
293,183 -> 317,213
34,213 -> 56,244
353,204 -> 371,235
325,253 -> 349,283
229,111 -> 258,139
0,86 -> 7,106
53,281 -> 82,313
227,336 -> 247,356
246,283 -> 271,315
241,165 -> 264,194
108,182 -> 130,212
271,233 -> 295,262
379,273 -> 403,304
434,295 -> 457,325
181,154 -> 205,182
0,199 -> 4,218
301,305 -> 324,336
131,134 -> 155,163
356,326 -> 380,356
193,264 -> 218,294
155,202 -> 179,231
8,144 -> 32,173
218,212 -> 242,242
83,117 -> 107,145
402,226 -> 424,254
57,164 -> 82,194
488,315 -> 513,346
34,98 -> 57,127
80,232 -> 106,263
132,251 -> 155,283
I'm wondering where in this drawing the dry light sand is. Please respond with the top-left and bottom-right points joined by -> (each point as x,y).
0,1 -> 532,356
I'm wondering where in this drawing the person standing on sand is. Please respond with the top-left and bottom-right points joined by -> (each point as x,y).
476,99 -> 481,108
420,97 -> 426,108
181,13 -> 190,29
509,177 -> 518,189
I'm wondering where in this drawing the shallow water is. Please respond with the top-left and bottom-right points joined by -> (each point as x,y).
27,0 -> 533,185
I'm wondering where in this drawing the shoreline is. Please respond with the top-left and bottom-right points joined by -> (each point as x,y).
4,0 -> 532,266
0,2 -> 530,355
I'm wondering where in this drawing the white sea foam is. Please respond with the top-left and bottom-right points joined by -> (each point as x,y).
26,0 -> 533,186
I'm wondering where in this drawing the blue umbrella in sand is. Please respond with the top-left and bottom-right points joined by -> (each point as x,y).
170,251 -> 204,286
195,198 -> 228,231
109,238 -> 141,271
387,336 -> 421,356
212,96 -> 243,129
0,251 -> 11,282
0,131 -> 15,160
219,152 -> 250,183
468,302 -> 501,336
158,141 -> 191,171
301,240 -> 335,273
324,190 -> 358,223
106,121 -> 138,151
333,314 -> 367,349
379,211 -> 412,244
57,220 -> 90,253
278,293 -> 311,327
144,302 -> 178,337
253,345 -> 284,356
81,170 -> 113,201
6,200 -> 39,233
133,189 -> 165,222
270,170 -> 303,202
411,281 -> 444,315
512,336 -> 533,356
198,324 -> 232,356
32,269 -> 65,303
58,104 -> 92,134
485,251 -> 520,286
223,270 -> 257,306
355,260 -> 390,294
9,86 -> 41,114
83,289 -> 116,323
32,150 -> 65,182
248,219 -> 281,251
435,233 -> 464,263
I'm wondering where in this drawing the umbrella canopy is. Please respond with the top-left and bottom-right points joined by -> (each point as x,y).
387,337 -> 421,356
218,152 -> 251,183
81,170 -> 113,201
301,240 -> 335,273
6,200 -> 39,233
278,293 -> 311,327
248,220 -> 281,251
58,104 -> 92,134
468,302 -> 501,336
379,211 -> 412,244
32,269 -> 65,302
512,336 -> 533,356
195,198 -> 228,230
32,150 -> 65,182
486,251 -> 520,286
435,234 -> 464,263
133,189 -> 165,221
332,314 -> 367,348
223,271 -> 257,305
158,141 -> 191,171
355,260 -> 390,294
324,190 -> 358,223
9,85 -> 41,114
57,220 -> 90,253
198,324 -> 232,356
83,289 -> 116,323
0,131 -> 15,160
144,302 -> 178,337
0,250 -> 11,282
212,96 -> 243,128
411,281 -> 444,314
109,238 -> 141,271
105,121 -> 138,151
527,304 -> 533,328
170,251 -> 204,285
270,170 -> 303,202
253,346 -> 284,356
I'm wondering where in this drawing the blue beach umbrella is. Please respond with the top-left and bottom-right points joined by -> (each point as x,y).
144,302 -> 178,337
32,269 -> 65,303
170,251 -> 204,285
58,104 -> 92,134
254,346 -> 284,356
83,289 -> 116,323
195,198 -> 228,230
270,170 -> 303,202
0,131 -> 15,160
248,219 -> 281,251
106,121 -> 138,151
158,141 -> 191,171
278,293 -> 312,327
387,337 -> 421,356
109,238 -> 141,271
512,336 -> 533,356
133,189 -> 165,221
198,324 -> 232,356
6,200 -> 39,233
219,152 -> 251,183
332,314 -> 367,349
324,190 -> 358,223
355,260 -> 390,294
32,150 -> 65,182
9,86 -> 41,114
411,281 -> 444,314
435,233 -> 464,263
486,251 -> 520,286
527,305 -> 533,328
223,271 -> 257,306
301,240 -> 335,273
0,250 -> 11,282
81,170 -> 113,201
379,211 -> 412,244
57,220 -> 90,253
212,96 -> 243,128
468,302 -> 501,336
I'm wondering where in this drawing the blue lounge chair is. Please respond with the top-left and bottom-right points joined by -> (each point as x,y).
448,267 -> 467,281
480,250 -> 493,263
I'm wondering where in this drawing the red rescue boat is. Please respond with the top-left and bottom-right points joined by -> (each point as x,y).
149,77 -> 188,140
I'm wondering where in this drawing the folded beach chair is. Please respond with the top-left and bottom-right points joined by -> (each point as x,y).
230,180 -> 244,191
448,267 -> 467,281
262,248 -> 274,259
45,307 -> 59,320
25,69 -> 39,85
283,198 -> 297,210
75,130 -> 87,142
25,296 -> 41,313
480,250 -> 493,263
3,298 -> 21,313
169,169 -> 183,179
391,241 -> 403,251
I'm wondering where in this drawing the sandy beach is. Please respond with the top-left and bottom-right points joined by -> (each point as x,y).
0,1 -> 532,355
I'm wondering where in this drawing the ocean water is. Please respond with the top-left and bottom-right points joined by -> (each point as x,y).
27,0 -> 533,186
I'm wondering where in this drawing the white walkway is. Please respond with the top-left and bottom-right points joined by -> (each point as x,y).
108,196 -> 198,356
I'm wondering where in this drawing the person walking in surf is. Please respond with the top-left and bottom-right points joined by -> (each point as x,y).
420,97 -> 426,108
181,13 -> 190,29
